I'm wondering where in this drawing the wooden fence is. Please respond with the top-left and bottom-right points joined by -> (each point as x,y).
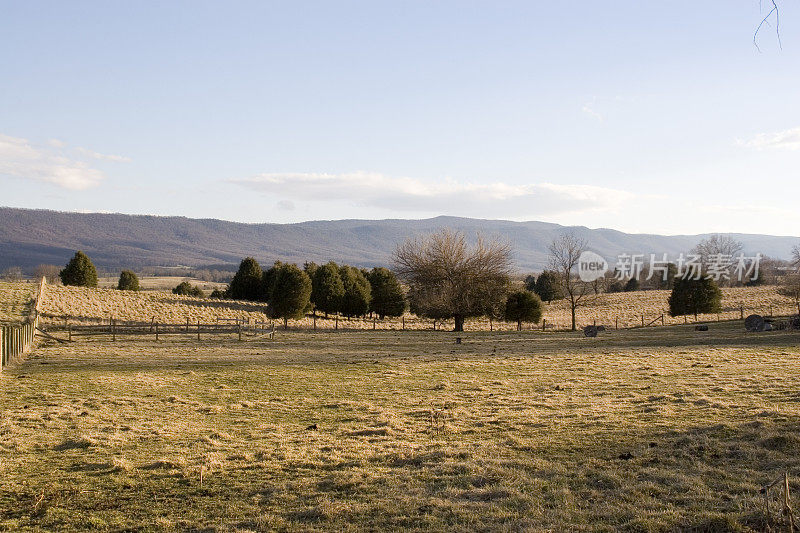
43,319 -> 276,342
1,277 -> 45,371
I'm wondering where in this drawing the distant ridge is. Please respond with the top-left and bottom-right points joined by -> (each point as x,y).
0,207 -> 796,273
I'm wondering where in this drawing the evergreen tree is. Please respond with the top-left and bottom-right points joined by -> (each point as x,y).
311,262 -> 345,317
504,290 -> 543,330
173,281 -> 204,297
668,276 -> 722,318
59,251 -> 98,287
533,270 -> 564,302
269,263 -> 312,329
339,265 -> 371,317
624,277 -> 640,292
227,257 -> 262,301
367,267 -> 406,319
117,270 -> 140,291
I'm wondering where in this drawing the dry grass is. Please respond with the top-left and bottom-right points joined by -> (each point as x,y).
542,285 -> 799,330
39,282 -> 799,332
96,275 -> 227,292
0,281 -> 38,324
1,323 -> 800,531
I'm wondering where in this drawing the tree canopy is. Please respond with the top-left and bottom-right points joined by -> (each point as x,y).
367,267 -> 406,319
393,230 -> 512,332
269,263 -> 312,327
227,257 -> 263,301
60,251 -> 98,287
311,262 -> 345,317
668,277 -> 722,317
533,270 -> 564,302
117,270 -> 140,291
504,290 -> 543,330
339,265 -> 371,317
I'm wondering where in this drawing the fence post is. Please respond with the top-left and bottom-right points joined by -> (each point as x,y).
641,315 -> 644,327
542,318 -> 546,331
313,314 -> 316,331
740,304 -> 744,320
402,316 -> 405,330
490,317 -> 493,332
238,324 -> 242,341
661,314 -> 665,326
155,322 -> 159,341
197,319 -> 201,341
335,316 -> 338,330
373,317 -> 376,330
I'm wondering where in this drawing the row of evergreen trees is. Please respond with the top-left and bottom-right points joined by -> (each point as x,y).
225,257 -> 407,320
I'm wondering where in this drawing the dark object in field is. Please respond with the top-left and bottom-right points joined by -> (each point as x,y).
618,452 -> 634,460
596,325 -> 606,332
305,424 -> 317,430
455,337 -> 462,344
583,325 -> 598,337
695,325 -> 709,331
790,316 -> 800,330
745,314 -> 766,332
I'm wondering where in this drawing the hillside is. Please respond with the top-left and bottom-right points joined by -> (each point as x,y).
0,207 -> 797,273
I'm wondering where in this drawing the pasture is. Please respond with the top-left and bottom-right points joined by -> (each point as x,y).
37,282 -> 800,332
2,323 -> 800,531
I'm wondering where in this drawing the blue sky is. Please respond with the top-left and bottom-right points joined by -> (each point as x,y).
1,1 -> 799,235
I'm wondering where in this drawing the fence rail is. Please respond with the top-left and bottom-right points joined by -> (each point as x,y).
1,277 -> 45,371
43,320 -> 276,342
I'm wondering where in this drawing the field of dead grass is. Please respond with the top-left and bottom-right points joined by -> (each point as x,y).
0,281 -> 38,324
2,323 -> 800,530
39,282 -> 799,332
96,276 -> 227,292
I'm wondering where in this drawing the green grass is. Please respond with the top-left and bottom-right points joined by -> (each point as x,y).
2,323 -> 800,531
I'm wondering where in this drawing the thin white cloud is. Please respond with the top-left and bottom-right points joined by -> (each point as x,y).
0,134 -> 129,190
230,172 -> 634,218
75,147 -> 132,163
581,102 -> 603,121
737,127 -> 800,151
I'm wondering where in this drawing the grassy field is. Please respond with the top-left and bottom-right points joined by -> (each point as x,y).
39,282 -> 799,332
2,322 -> 800,531
0,281 -> 38,324
96,276 -> 227,292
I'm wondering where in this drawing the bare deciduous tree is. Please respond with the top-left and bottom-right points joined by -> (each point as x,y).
691,234 -> 744,264
548,233 -> 591,331
393,229 -> 512,332
792,244 -> 800,268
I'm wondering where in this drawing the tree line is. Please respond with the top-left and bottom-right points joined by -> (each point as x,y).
49,231 -> 800,333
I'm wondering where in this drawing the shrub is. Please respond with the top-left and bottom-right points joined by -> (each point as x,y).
367,267 -> 406,319
624,278 -> 640,292
311,262 -> 345,317
339,265 -> 371,317
117,270 -> 140,291
209,288 -> 227,299
504,290 -> 543,330
533,270 -> 564,302
269,264 -> 312,328
173,281 -> 204,298
60,251 -> 98,287
227,257 -> 263,301
668,276 -> 722,317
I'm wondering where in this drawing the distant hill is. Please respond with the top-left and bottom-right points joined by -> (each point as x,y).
0,207 -> 796,273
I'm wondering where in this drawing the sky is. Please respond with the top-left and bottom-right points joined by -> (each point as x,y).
1,1 -> 800,236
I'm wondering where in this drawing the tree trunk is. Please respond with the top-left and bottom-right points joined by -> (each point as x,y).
283,317 -> 288,330
571,305 -> 577,331
517,320 -> 522,331
454,315 -> 464,332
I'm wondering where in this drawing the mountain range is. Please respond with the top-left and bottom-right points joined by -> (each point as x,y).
0,207 -> 796,273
